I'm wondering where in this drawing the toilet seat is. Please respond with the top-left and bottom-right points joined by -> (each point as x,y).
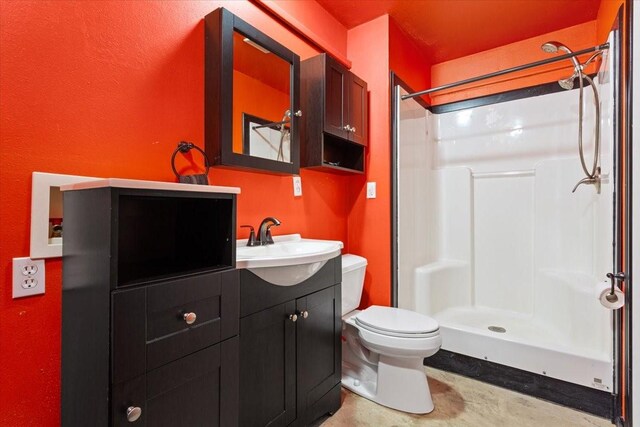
355,305 -> 439,338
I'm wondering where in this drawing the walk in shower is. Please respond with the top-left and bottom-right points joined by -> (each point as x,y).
394,33 -> 618,393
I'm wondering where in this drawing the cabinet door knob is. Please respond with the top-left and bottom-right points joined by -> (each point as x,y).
289,313 -> 298,322
183,312 -> 197,325
343,125 -> 351,131
294,110 -> 303,117
350,126 -> 356,133
301,310 -> 309,319
126,406 -> 142,422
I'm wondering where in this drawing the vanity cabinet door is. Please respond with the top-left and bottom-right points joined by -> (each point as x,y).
111,337 -> 239,427
239,300 -> 297,427
296,285 -> 342,425
323,57 -> 350,140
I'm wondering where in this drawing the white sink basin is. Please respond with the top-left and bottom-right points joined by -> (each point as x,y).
236,234 -> 343,286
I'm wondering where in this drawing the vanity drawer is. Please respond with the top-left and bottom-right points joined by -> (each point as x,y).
112,269 -> 239,384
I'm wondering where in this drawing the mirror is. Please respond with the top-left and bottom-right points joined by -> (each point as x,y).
205,8 -> 300,174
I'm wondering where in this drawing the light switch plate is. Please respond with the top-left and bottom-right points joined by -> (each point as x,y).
293,176 -> 302,197
366,182 -> 376,199
13,257 -> 45,298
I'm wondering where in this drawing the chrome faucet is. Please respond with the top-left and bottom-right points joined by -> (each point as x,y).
258,217 -> 281,245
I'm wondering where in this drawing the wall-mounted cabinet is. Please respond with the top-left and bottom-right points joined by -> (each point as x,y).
301,54 -> 368,174
205,7 -> 301,175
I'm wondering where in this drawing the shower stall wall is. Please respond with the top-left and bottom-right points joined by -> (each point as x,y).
396,43 -> 615,391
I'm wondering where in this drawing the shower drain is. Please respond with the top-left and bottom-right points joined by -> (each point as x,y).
488,326 -> 507,333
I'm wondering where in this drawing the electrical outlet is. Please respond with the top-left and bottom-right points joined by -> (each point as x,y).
22,278 -> 38,289
293,176 -> 302,197
13,257 -> 45,298
366,182 -> 377,199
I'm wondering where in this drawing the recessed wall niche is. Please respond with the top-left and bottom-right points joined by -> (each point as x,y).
30,172 -> 100,258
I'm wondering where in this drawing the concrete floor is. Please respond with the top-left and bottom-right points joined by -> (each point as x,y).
321,367 -> 612,427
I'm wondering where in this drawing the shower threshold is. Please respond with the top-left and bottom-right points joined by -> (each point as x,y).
434,306 -> 612,391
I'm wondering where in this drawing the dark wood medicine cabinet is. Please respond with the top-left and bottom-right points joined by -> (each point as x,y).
301,53 -> 368,174
204,7 -> 301,175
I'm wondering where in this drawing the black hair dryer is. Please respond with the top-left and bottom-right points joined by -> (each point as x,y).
171,141 -> 210,185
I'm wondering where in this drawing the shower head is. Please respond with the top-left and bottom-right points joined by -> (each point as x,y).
541,41 -> 574,57
541,41 -> 561,54
541,41 -> 580,69
541,40 -> 582,90
558,76 -> 575,90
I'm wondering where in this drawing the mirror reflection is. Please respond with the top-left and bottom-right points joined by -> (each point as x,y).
232,31 -> 292,163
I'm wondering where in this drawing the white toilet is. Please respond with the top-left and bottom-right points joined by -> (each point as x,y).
341,254 -> 442,414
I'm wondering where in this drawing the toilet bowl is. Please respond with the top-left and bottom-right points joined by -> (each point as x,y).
341,254 -> 442,414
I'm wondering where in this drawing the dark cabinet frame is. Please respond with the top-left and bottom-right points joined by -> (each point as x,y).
61,187 -> 239,426
204,7 -> 301,175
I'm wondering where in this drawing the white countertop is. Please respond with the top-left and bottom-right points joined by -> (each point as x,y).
60,178 -> 241,194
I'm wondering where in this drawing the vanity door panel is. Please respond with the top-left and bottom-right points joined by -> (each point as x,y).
239,300 -> 296,427
296,285 -> 342,425
111,338 -> 239,427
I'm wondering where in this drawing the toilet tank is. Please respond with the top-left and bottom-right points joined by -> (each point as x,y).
341,254 -> 367,316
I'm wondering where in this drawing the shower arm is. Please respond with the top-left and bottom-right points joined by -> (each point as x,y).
401,43 -> 609,100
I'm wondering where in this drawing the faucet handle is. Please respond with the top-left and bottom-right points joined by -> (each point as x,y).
240,225 -> 258,246
264,222 -> 281,244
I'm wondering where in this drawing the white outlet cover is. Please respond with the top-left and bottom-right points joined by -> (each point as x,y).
293,176 -> 302,197
366,182 -> 377,199
13,257 -> 45,298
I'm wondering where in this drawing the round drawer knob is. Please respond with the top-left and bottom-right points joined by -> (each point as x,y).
301,310 -> 309,319
289,313 -> 298,322
183,312 -> 197,325
126,406 -> 142,423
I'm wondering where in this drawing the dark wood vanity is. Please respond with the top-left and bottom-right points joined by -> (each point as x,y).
301,53 -> 368,174
61,182 -> 239,426
239,258 -> 342,426
61,180 -> 342,426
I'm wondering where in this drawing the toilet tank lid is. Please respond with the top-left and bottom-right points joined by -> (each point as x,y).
342,254 -> 367,273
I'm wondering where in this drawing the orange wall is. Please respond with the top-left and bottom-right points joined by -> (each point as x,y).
597,0 -> 624,43
430,21 -> 598,105
347,15 -> 391,308
0,1 -> 350,425
389,17 -> 432,98
256,0 -> 349,66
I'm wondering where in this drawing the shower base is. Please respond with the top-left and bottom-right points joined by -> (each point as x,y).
434,306 -> 612,391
